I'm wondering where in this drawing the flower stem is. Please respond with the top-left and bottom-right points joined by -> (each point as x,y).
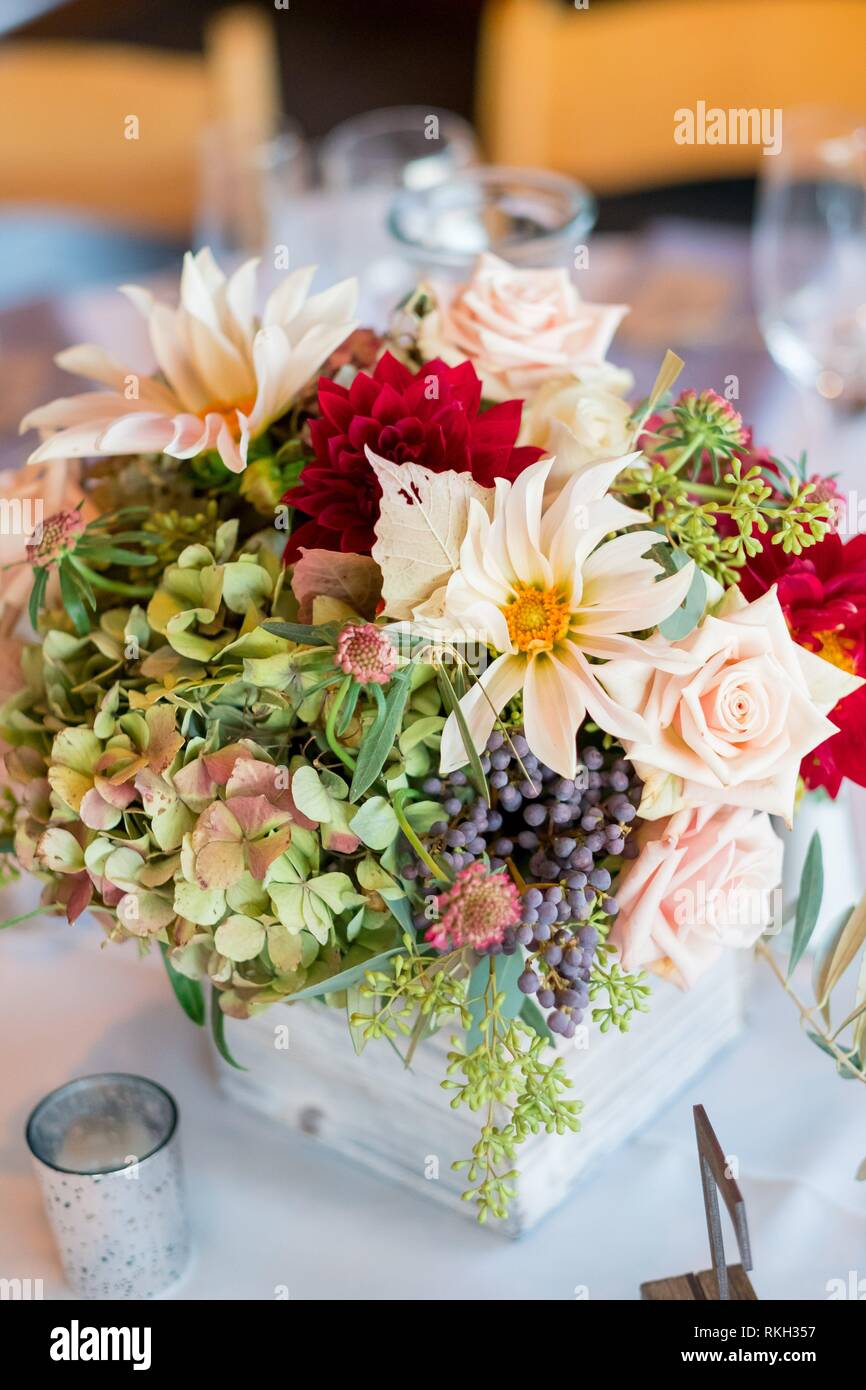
756,941 -> 866,1084
393,795 -> 450,883
71,559 -> 153,597
324,676 -> 356,772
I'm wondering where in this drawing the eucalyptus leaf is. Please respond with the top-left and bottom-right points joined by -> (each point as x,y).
211,987 -> 246,1069
350,667 -> 414,799
262,620 -> 338,647
788,831 -> 823,976
657,547 -> 706,641
160,942 -> 205,1026
437,664 -> 490,805
281,946 -> 403,1002
816,889 -> 866,1006
466,952 -> 524,1050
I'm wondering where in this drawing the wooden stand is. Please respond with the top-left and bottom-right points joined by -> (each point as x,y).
641,1105 -> 758,1300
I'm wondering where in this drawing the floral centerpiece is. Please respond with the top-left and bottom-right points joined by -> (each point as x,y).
1,250 -> 862,1222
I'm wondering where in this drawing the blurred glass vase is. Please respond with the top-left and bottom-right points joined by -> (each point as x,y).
388,165 -> 597,280
319,105 -> 478,191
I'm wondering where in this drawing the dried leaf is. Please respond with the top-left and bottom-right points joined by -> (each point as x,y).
817,891 -> 866,1008
856,1156 -> 866,1181
291,548 -> 382,623
854,947 -> 866,1059
632,348 -> 684,442
368,449 -> 493,620
647,349 -> 685,414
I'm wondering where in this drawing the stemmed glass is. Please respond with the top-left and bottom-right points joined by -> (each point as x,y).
753,107 -> 866,415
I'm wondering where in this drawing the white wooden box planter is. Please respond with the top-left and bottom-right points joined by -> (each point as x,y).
216,952 -> 748,1237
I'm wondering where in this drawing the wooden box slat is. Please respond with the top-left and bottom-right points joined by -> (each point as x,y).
641,1264 -> 758,1300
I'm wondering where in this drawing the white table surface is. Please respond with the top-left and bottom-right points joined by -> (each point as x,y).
1,900 -> 864,1301
1,216 -> 865,1300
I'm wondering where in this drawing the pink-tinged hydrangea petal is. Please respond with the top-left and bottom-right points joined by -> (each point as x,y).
79,786 -> 123,830
134,768 -> 176,817
37,827 -> 86,873
223,757 -> 276,801
99,881 -> 125,908
146,705 -> 184,774
95,747 -> 148,785
320,803 -> 361,854
47,765 -> 92,814
173,757 -> 218,809
59,872 -> 93,924
245,825 -> 294,881
225,794 -> 293,840
224,758 -> 315,829
93,774 -> 139,810
117,890 -> 176,937
203,744 -> 253,786
192,799 -> 243,850
194,839 -> 246,890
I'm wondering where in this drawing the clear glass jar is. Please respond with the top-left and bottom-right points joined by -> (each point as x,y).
387,165 -> 597,279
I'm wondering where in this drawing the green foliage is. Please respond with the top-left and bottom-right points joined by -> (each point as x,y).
589,947 -> 652,1033
445,958 -> 582,1222
617,446 -> 832,587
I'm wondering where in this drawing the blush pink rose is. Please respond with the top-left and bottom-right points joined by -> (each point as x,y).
610,804 -> 783,989
598,587 -> 863,824
418,252 -> 628,401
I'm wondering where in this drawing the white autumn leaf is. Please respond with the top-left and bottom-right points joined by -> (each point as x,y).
368,448 -> 494,621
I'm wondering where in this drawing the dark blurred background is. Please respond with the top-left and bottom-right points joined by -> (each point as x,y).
6,0 -> 759,246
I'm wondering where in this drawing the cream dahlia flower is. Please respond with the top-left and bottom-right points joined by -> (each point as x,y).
435,455 -> 697,778
21,250 -> 358,474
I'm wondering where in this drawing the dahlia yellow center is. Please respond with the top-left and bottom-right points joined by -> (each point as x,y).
815,629 -> 858,675
198,395 -> 256,439
504,583 -> 571,653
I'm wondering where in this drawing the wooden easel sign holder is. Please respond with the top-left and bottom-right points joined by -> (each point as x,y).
641,1104 -> 758,1300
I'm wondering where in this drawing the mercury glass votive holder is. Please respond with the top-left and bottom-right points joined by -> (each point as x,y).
25,1073 -> 190,1299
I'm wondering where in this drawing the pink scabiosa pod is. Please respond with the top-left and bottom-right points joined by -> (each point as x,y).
426,862 -> 520,953
671,388 -> 747,455
25,507 -> 85,566
335,622 -> 396,686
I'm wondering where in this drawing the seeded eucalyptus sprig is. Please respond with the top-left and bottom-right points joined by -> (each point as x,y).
615,454 -> 832,587
445,957 -> 582,1222
25,504 -> 157,635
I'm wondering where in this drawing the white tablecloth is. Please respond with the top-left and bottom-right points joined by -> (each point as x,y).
1,903 -> 863,1300
1,217 -> 865,1299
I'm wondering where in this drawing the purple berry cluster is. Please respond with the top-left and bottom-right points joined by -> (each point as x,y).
403,728 -> 643,1037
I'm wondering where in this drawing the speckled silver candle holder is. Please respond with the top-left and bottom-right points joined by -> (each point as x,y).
26,1073 -> 190,1299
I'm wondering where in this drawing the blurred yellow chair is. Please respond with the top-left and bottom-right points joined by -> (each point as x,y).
0,6 -> 281,238
478,0 -> 866,192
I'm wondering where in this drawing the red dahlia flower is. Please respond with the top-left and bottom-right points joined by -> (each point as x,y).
741,531 -> 866,795
282,352 -> 542,560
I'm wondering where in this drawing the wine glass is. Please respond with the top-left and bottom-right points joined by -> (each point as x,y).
753,106 -> 866,412
196,118 -> 311,261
